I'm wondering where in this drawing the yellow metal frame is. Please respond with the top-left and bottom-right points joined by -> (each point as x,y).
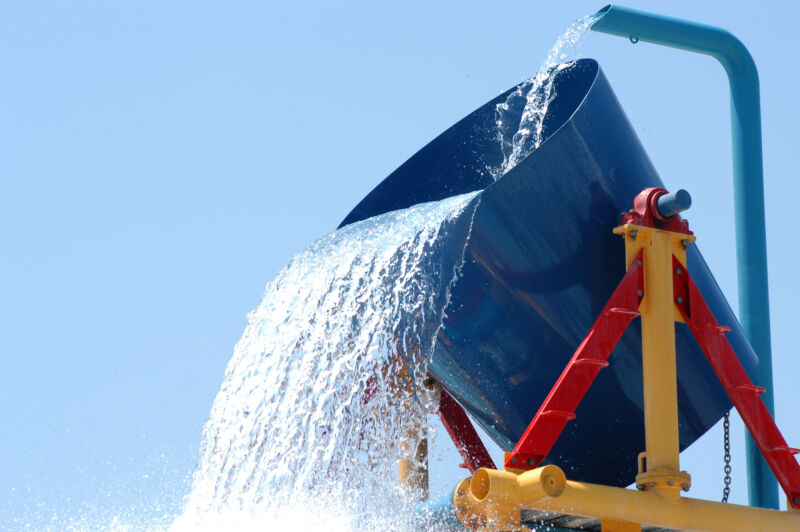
453,465 -> 800,531
614,223 -> 693,498
450,221 -> 800,531
398,437 -> 429,503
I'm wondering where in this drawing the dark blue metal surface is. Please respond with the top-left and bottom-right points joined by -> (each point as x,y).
340,59 -> 758,487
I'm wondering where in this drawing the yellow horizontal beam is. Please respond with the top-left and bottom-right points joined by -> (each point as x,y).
454,466 -> 800,532
539,479 -> 800,532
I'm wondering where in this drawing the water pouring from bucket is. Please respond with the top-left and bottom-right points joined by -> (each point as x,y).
174,193 -> 481,530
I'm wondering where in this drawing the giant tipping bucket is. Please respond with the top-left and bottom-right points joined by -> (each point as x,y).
339,59 -> 758,487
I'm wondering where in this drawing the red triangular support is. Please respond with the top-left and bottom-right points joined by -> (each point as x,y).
501,250 -> 800,510
504,250 -> 644,470
673,256 -> 800,509
436,388 -> 496,473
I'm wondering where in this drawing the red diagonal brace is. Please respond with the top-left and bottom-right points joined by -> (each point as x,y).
673,256 -> 800,509
437,388 -> 496,473
505,252 -> 644,470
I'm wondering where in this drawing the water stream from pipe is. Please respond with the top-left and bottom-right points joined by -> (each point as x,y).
496,13 -> 599,176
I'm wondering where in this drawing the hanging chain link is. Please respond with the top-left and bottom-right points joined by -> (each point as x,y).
722,412 -> 732,503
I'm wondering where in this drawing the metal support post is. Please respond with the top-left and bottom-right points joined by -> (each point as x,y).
615,221 -> 692,499
591,4 -> 777,508
398,437 -> 429,503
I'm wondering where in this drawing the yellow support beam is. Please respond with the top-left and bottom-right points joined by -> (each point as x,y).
453,466 -> 800,531
398,437 -> 429,503
601,518 -> 641,532
614,223 -> 694,497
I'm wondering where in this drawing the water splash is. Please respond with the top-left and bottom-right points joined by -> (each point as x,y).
174,192 -> 481,531
496,13 -> 599,176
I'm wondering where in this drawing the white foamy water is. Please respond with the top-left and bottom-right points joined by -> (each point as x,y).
496,13 -> 598,176
172,192 -> 481,531
168,16 -> 599,531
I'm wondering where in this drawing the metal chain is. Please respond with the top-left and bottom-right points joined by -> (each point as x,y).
722,412 -> 732,503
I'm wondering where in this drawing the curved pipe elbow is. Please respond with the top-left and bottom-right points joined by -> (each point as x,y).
591,4 -> 758,85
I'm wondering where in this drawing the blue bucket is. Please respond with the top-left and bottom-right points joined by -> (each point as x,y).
340,59 -> 757,487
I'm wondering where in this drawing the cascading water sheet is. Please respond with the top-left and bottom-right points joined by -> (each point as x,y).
174,192 -> 480,531
174,13 -> 601,531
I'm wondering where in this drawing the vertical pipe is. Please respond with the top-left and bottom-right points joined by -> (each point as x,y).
591,5 -> 777,509
728,59 -> 776,511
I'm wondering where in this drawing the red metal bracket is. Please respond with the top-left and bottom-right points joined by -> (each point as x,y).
620,187 -> 692,235
504,251 -> 644,471
437,388 -> 496,473
673,256 -> 800,509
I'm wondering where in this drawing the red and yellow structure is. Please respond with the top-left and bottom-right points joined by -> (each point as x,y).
443,188 -> 800,531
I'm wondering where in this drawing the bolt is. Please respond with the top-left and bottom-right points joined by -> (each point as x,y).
511,457 -> 517,464
668,481 -> 674,486
681,239 -> 690,249
682,484 -> 690,491
794,496 -> 800,505
637,485 -> 645,491
649,482 -> 656,487
676,297 -> 683,304
637,289 -> 643,297
630,230 -> 638,241
637,260 -> 642,267
528,458 -> 535,466
675,267 -> 682,275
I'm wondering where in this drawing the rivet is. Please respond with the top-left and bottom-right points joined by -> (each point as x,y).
681,239 -> 689,249
637,289 -> 643,297
675,268 -> 682,275
630,230 -> 638,241
637,260 -> 642,267
794,496 -> 799,505
682,484 -> 690,491
528,458 -> 536,466
511,457 -> 517,463
668,481 -> 674,486
649,482 -> 656,487
676,297 -> 683,304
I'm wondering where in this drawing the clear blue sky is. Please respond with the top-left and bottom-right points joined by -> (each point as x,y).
3,0 -> 800,528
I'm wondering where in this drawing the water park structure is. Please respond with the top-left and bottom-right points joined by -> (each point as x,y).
338,5 -> 800,531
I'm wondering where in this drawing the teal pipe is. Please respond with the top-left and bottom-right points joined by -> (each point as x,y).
591,5 -> 777,509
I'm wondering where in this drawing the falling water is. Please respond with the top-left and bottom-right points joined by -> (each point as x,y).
169,14 -> 600,532
173,192 -> 481,531
496,13 -> 599,176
